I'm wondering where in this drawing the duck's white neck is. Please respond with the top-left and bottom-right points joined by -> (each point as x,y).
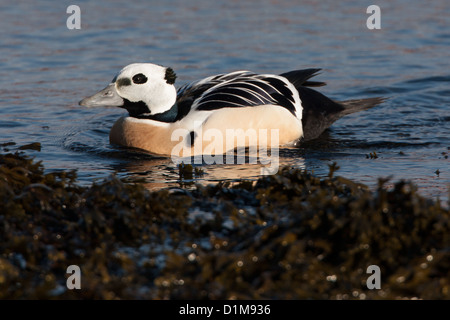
139,84 -> 177,115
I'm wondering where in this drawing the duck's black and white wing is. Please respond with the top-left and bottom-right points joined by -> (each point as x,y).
175,70 -> 315,121
194,72 -> 301,114
175,71 -> 251,119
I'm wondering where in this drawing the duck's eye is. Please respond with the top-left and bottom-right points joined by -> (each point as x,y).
132,73 -> 147,84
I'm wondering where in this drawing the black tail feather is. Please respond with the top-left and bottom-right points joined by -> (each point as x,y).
337,97 -> 387,116
281,69 -> 385,142
298,86 -> 385,142
279,69 -> 326,88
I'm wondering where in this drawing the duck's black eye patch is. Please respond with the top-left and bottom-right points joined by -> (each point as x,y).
132,73 -> 147,84
165,67 -> 177,84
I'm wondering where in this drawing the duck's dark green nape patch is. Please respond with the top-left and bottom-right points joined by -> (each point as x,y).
165,67 -> 177,84
117,77 -> 131,87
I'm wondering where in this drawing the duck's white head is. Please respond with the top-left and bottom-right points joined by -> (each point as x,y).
79,63 -> 177,118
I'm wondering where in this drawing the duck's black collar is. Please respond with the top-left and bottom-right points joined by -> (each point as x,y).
142,103 -> 179,122
123,99 -> 179,122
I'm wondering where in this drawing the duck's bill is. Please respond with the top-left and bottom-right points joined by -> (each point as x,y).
79,83 -> 124,107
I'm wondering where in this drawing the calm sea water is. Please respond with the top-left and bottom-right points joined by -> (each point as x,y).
1,0 -> 449,204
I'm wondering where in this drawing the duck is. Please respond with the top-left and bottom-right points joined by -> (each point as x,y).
79,63 -> 383,157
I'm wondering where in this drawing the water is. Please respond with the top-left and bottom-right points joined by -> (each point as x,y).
1,0 -> 449,204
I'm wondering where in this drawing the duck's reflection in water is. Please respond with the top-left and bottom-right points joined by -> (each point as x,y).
111,148 -> 307,191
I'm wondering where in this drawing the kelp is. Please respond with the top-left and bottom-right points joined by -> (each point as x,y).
0,144 -> 448,299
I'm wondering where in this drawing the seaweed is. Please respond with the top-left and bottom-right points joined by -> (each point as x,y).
0,145 -> 448,299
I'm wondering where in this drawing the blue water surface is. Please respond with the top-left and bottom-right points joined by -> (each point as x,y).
0,0 -> 449,204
